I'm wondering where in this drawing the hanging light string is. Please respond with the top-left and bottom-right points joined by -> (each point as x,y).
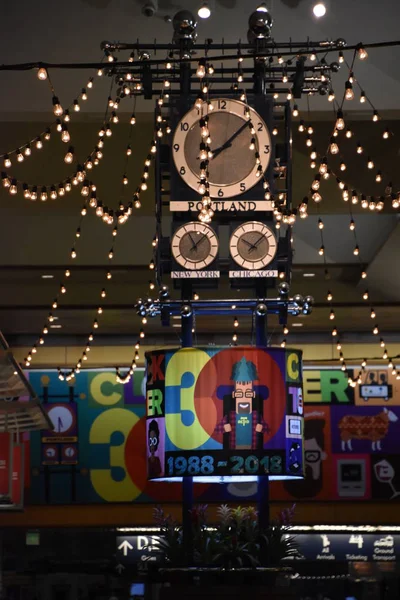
0,68 -> 99,170
345,203 -> 399,380
195,52 -> 214,224
59,78 -> 170,381
22,203 -> 88,369
1,76 -> 118,202
23,80 -> 119,369
60,228 -> 123,380
303,52 -> 398,212
58,97 -> 150,379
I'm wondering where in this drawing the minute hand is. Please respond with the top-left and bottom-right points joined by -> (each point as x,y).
211,121 -> 250,160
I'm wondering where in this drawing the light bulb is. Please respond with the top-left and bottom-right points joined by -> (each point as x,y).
357,143 -> 363,154
37,67 -> 48,80
372,110 -> 380,122
292,104 -> 299,117
328,90 -> 335,102
353,245 -> 359,256
370,308 -> 376,318
360,91 -> 366,103
367,158 -> 374,169
329,139 -> 339,154
318,218 -> 324,230
327,291 -> 333,301
60,125 -> 70,143
73,100 -> 80,112
358,46 -> 368,60
383,128 -> 390,139
336,110 -> 345,131
64,148 -> 74,164
24,145 -> 31,156
52,96 -> 63,116
345,129 -> 353,139
345,81 -> 354,100
312,192 -> 322,203
350,219 -> 355,231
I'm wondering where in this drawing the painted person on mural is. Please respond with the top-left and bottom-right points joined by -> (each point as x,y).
148,419 -> 162,478
215,357 -> 269,450
284,418 -> 327,498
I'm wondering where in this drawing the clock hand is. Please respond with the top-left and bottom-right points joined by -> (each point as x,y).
193,233 -> 208,249
241,238 -> 257,250
188,232 -> 198,251
248,234 -> 266,254
211,121 -> 250,160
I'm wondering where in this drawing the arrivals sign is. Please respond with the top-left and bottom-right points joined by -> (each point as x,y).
145,346 -> 304,482
284,533 -> 400,563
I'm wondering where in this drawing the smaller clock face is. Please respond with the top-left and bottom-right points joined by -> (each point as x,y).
172,221 -> 218,270
230,221 -> 277,270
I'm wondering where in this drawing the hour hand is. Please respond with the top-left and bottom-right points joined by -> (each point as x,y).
241,238 -> 256,250
211,141 -> 232,160
188,232 -> 198,251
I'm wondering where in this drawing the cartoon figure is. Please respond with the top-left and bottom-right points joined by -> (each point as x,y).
148,419 -> 162,478
288,442 -> 302,474
215,357 -> 269,449
284,418 -> 327,498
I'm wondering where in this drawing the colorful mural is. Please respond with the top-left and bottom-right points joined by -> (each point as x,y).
25,364 -> 400,504
146,347 -> 304,481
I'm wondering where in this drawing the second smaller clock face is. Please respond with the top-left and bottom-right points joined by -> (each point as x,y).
230,221 -> 277,270
172,221 -> 218,270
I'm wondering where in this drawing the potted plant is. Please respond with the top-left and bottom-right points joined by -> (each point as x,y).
148,503 -> 298,596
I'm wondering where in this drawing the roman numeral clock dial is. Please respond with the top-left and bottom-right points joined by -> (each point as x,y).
229,221 -> 277,271
172,98 -> 271,198
172,221 -> 218,270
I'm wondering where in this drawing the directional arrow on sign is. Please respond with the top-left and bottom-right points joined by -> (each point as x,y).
115,563 -> 125,575
118,540 -> 133,556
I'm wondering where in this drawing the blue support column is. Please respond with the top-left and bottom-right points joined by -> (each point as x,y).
181,311 -> 193,564
255,310 -> 270,531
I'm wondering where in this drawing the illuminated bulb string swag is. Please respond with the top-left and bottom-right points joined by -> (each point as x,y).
0,69 -> 101,200
301,52 -> 398,211
59,79 -> 172,381
28,86 -> 166,374
345,203 -> 399,378
314,208 -> 357,385
23,204 -> 88,369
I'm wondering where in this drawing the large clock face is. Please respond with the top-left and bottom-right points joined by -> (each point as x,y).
173,98 -> 271,199
46,404 -> 75,434
171,221 -> 218,270
230,221 -> 277,270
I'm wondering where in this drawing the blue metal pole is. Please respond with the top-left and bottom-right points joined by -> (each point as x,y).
255,310 -> 270,532
181,310 -> 193,564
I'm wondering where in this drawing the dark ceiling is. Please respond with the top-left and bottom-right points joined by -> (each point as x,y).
0,0 -> 399,356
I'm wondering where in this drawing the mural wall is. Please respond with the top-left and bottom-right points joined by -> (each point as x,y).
26,365 -> 400,504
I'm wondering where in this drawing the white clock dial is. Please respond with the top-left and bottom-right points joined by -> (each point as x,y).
171,221 -> 218,270
47,405 -> 74,433
173,98 -> 271,199
230,221 -> 277,270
